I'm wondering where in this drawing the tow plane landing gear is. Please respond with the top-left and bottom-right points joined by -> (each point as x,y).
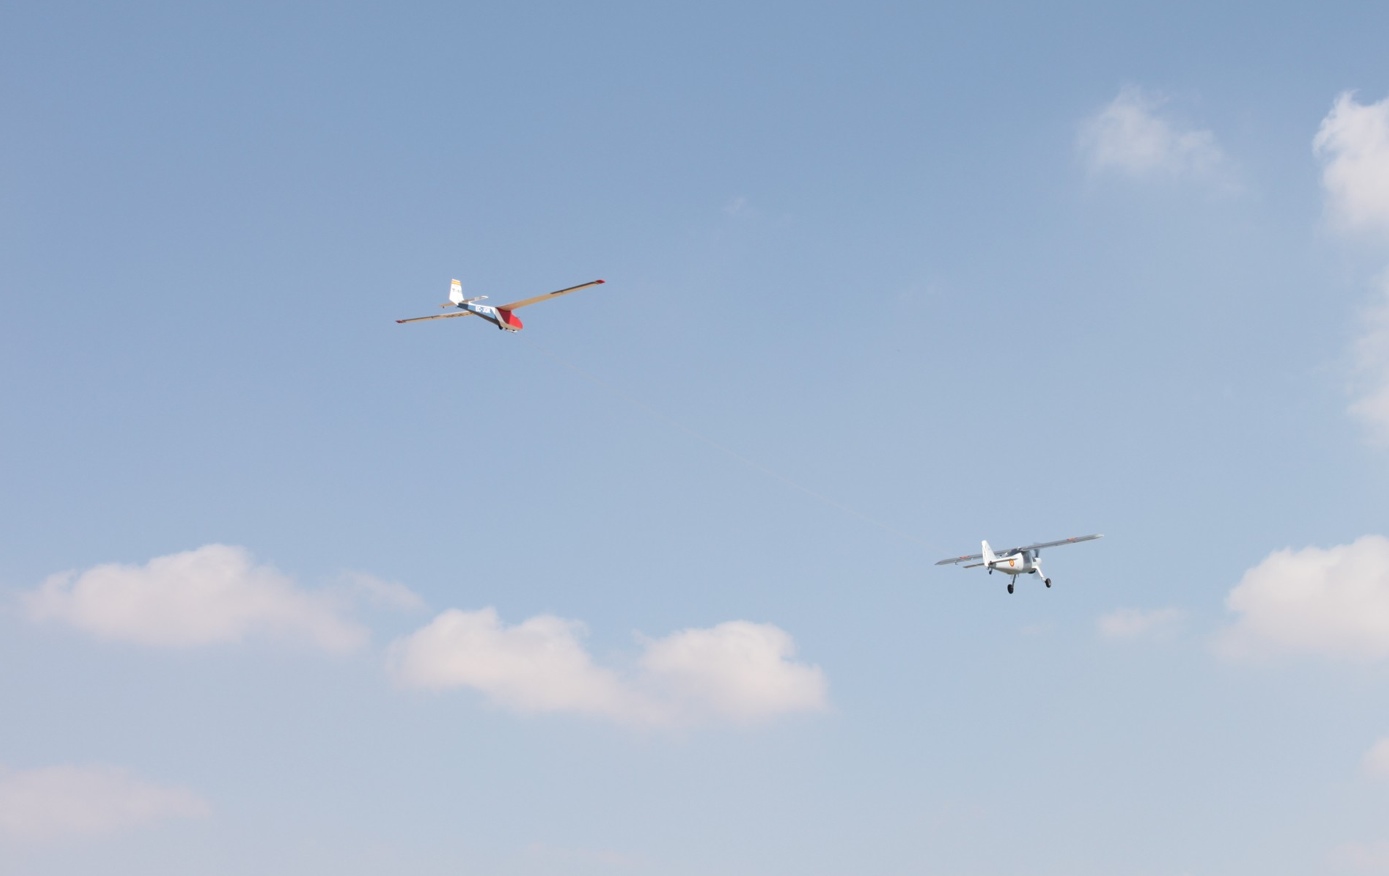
1007,582 -> 1014,594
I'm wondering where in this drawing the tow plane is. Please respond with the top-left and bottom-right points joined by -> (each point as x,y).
397,278 -> 604,332
936,534 -> 1102,593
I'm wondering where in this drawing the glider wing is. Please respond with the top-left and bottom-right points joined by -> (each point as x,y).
496,279 -> 605,311
396,311 -> 477,325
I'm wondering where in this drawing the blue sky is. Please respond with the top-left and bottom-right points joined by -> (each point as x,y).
4,1 -> 1389,873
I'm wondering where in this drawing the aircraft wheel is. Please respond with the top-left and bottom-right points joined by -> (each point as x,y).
1045,578 -> 1051,588
1007,583 -> 1014,594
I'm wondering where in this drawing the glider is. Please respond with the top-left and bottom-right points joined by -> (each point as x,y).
397,278 -> 604,332
935,534 -> 1102,593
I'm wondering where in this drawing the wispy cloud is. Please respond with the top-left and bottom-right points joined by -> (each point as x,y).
1364,737 -> 1389,779
388,608 -> 828,727
341,571 -> 427,612
1331,840 -> 1389,874
0,765 -> 209,841
1097,607 -> 1184,640
1348,274 -> 1389,443
1077,86 -> 1224,180
24,545 -> 369,651
1216,535 -> 1389,661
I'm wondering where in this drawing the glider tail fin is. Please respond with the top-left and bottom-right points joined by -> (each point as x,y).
448,279 -> 464,305
981,540 -> 997,566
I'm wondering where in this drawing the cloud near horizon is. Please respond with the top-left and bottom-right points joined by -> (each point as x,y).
388,608 -> 828,727
1217,535 -> 1389,661
0,765 -> 209,841
24,545 -> 372,651
1077,86 -> 1224,179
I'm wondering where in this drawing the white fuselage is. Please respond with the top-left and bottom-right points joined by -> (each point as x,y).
458,300 -> 523,331
990,550 -> 1036,576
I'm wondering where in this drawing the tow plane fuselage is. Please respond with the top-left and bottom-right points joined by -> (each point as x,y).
986,545 -> 1039,577
935,534 -> 1102,594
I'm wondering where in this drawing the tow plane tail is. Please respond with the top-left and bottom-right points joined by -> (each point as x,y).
981,540 -> 997,567
448,279 -> 464,305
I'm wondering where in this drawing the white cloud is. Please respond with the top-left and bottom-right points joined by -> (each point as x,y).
1217,535 -> 1389,661
639,621 -> 828,723
0,765 -> 209,841
1097,607 -> 1184,640
1315,94 -> 1389,442
388,608 -> 828,727
388,608 -> 646,718
1077,86 -> 1223,179
24,544 -> 367,651
1364,737 -> 1389,779
1315,92 -> 1389,239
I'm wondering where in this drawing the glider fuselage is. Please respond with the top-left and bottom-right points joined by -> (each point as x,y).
396,279 -> 604,331
457,300 -> 523,332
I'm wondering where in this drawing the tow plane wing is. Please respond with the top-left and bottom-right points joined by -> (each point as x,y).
934,534 -> 1102,565
1003,534 -> 1103,555
936,552 -> 986,566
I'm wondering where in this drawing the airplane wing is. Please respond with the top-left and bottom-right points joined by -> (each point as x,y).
495,279 -> 605,311
1003,534 -> 1103,554
935,534 -> 1102,564
935,552 -> 984,566
396,311 -> 477,325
